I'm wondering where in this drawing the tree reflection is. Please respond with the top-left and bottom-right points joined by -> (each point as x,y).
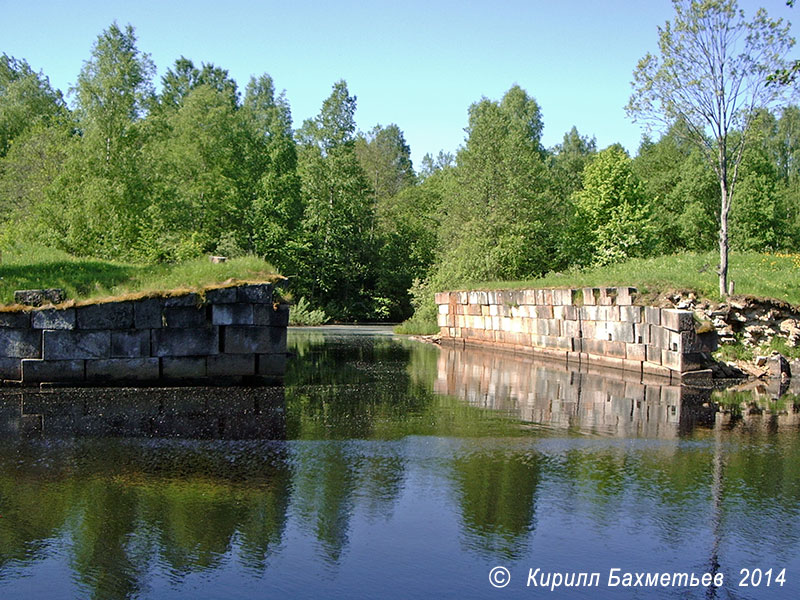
451,450 -> 540,561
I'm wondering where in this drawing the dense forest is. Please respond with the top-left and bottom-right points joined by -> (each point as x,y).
1,21 -> 799,323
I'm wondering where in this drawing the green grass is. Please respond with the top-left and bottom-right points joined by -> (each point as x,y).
0,243 -> 279,306
469,251 -> 800,307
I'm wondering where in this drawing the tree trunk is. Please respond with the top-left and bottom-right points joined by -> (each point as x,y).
718,183 -> 730,298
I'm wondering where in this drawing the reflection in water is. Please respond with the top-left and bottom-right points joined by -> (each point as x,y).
435,344 -> 715,437
0,329 -> 798,599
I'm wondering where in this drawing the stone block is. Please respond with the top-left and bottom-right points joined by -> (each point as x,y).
162,356 -> 206,378
111,330 -> 151,358
662,309 -> 694,332
580,305 -> 600,321
522,290 -> 537,305
623,360 -> 643,374
598,288 -> 615,306
618,306 -> 642,323
606,322 -> 635,343
163,306 -> 209,328
134,298 -> 163,329
223,326 -> 286,354
582,288 -> 597,305
553,305 -> 577,320
562,320 -> 581,338
164,293 -> 200,307
207,286 -> 240,304
643,362 -> 672,380
661,349 -> 684,371
207,354 -> 256,377
237,283 -> 273,304
14,288 -> 65,306
646,345 -> 662,365
257,353 -> 288,377
0,311 -> 31,328
268,304 -> 290,327
32,308 -> 76,330
531,305 -> 553,319
650,325 -> 670,349
22,359 -> 84,383
86,358 -> 160,382
0,357 -> 21,380
626,343 -> 647,362
43,330 -> 110,360
151,327 -> 219,357
617,287 -> 637,305
643,307 -> 661,325
634,323 -> 650,345
434,292 -> 449,305
76,303 -> 134,329
456,292 -> 468,304
0,329 -> 42,358
553,289 -> 571,305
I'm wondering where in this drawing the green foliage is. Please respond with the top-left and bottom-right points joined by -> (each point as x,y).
289,297 -> 329,326
572,145 -> 655,266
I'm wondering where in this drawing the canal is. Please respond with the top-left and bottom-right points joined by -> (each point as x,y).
0,326 -> 798,599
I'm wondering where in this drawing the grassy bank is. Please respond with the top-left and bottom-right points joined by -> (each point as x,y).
473,251 -> 800,306
0,244 -> 279,306
396,251 -> 800,335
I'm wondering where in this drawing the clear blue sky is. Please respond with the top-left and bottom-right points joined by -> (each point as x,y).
2,0 -> 797,167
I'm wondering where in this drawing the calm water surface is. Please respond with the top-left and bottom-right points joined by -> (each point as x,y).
0,326 -> 799,599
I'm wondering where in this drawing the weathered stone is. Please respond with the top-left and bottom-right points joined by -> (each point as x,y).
270,304 -> 290,327
86,358 -> 160,382
207,354 -> 256,377
43,330 -> 111,360
626,343 -> 647,362
76,303 -> 134,329
223,326 -> 285,354
32,308 -> 76,330
14,288 -> 66,306
434,292 -> 449,305
633,323 -> 650,345
645,345 -> 662,365
0,329 -> 42,358
0,311 -> 31,328
616,287 -> 637,306
0,357 -> 21,380
643,307 -> 661,326
151,327 -> 219,357
206,286 -> 239,304
162,356 -> 207,378
618,306 -> 642,323
237,284 -> 273,304
582,288 -> 597,306
257,353 -> 288,377
164,293 -> 200,307
111,330 -> 151,358
662,309 -> 694,332
768,353 -> 791,380
681,369 -> 714,386
163,306 -> 208,328
134,298 -> 163,329
606,322 -> 635,343
22,359 -> 84,383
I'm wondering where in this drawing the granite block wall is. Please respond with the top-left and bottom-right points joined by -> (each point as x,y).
0,283 -> 289,385
435,287 -> 712,380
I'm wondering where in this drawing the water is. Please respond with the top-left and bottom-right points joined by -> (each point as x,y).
0,326 -> 799,599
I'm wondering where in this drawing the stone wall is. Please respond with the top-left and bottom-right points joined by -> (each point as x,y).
435,287 -> 715,381
0,283 -> 288,386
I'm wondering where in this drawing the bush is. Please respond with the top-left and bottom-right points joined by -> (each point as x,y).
289,296 -> 328,326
